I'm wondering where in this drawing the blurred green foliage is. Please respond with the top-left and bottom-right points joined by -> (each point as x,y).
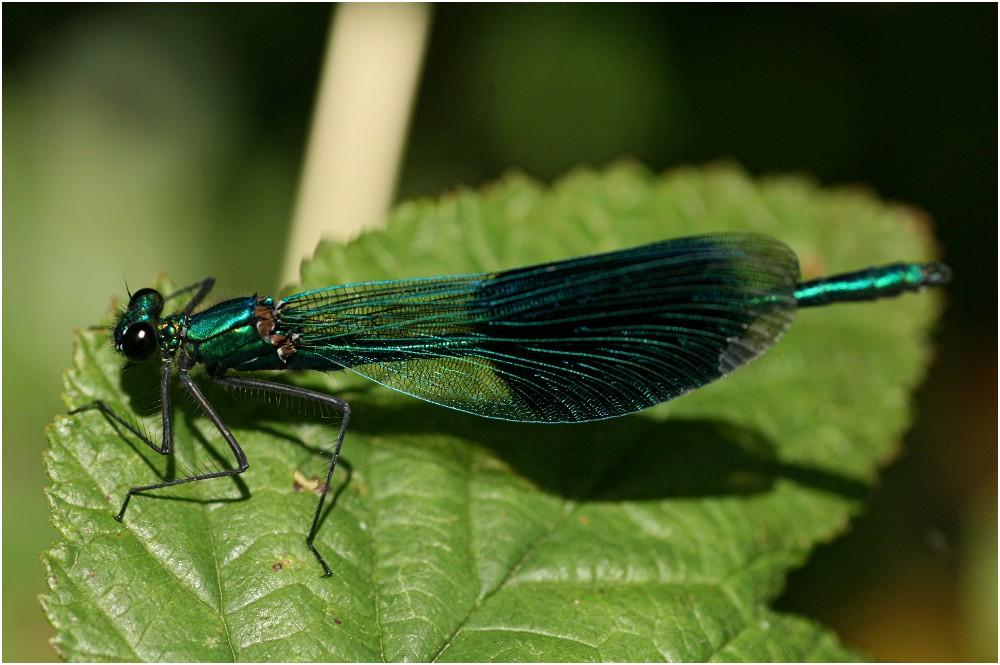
4,4 -> 995,661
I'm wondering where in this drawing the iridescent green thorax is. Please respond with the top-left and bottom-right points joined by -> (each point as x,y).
794,262 -> 950,308
183,296 -> 271,369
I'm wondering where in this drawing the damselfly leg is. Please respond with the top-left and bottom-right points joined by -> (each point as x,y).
211,375 -> 351,577
70,357 -> 175,456
111,365 -> 250,521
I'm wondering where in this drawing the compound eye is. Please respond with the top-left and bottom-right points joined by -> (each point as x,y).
121,322 -> 158,361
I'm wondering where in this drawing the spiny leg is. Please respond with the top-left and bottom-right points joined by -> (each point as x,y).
212,374 -> 350,578
70,356 -> 176,456
114,369 -> 249,521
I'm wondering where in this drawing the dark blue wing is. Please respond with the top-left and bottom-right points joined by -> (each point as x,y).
278,233 -> 800,422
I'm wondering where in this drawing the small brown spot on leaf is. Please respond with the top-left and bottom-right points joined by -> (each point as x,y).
334,618 -> 343,625
578,514 -> 590,526
292,470 -> 327,495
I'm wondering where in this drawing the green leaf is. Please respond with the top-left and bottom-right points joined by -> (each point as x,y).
43,163 -> 942,661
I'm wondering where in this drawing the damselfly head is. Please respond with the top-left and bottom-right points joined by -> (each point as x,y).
111,288 -> 164,362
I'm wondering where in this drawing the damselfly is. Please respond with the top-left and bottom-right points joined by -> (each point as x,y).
71,233 -> 950,576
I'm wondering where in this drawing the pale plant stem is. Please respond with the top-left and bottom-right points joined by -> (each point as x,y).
282,3 -> 432,287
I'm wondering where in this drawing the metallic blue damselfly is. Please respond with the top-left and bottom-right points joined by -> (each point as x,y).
71,232 -> 950,575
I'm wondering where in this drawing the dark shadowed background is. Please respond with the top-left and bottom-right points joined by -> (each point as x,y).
3,4 -> 996,661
